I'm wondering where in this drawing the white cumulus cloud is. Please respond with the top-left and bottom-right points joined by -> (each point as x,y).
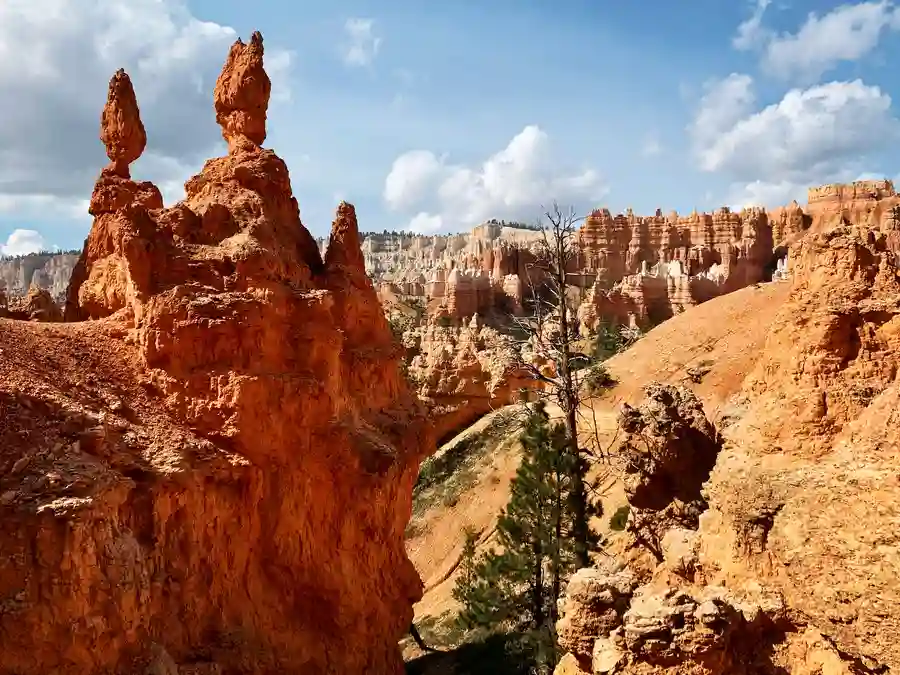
383,150 -> 445,211
1,229 -> 48,256
0,0 -> 294,220
384,125 -> 607,232
343,18 -> 381,67
408,212 -> 444,234
734,0 -> 900,83
733,0 -> 773,50
690,73 -> 899,207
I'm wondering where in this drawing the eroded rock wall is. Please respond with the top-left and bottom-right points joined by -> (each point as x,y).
403,316 -> 539,442
0,31 -> 431,675
553,201 -> 900,674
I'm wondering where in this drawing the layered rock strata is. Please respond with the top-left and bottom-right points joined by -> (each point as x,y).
0,31 -> 430,675
553,203 -> 900,673
0,283 -> 63,322
16,180 -> 900,328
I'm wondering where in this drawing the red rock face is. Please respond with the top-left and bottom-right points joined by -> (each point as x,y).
407,319 -> 538,442
2,32 -> 431,675
556,213 -> 900,675
64,69 -> 163,321
577,205 -> 783,329
578,209 -> 629,284
768,200 -> 809,247
578,207 -> 773,287
0,284 -> 62,322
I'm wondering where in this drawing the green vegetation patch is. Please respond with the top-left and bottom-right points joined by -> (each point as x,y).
609,504 -> 630,531
409,408 -> 524,522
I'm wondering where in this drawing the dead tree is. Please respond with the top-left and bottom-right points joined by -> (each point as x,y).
507,202 -> 598,568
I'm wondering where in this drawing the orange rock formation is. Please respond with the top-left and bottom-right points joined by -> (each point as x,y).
1,32 -> 430,674
405,316 -> 538,442
0,283 -> 63,322
372,181 -> 900,330
553,196 -> 900,674
575,205 -> 779,329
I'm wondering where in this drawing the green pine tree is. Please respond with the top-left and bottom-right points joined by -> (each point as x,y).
592,319 -> 624,362
452,401 -> 602,671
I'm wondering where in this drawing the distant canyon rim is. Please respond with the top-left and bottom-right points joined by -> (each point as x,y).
6,179 -> 899,329
6,180 -> 897,442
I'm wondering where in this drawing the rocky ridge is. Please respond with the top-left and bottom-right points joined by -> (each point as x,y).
0,31 -> 430,675
553,202 -> 900,673
0,283 -> 63,322
375,182 -> 899,444
365,181 -> 900,330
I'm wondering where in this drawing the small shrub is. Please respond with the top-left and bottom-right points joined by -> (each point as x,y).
618,324 -> 643,349
609,505 -> 630,532
582,363 -> 616,395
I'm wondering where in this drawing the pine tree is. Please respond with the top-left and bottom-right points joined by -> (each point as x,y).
592,319 -> 624,362
452,401 -> 602,670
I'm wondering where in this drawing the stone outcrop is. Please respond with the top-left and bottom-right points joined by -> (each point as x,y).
0,283 -> 63,322
11,180 -> 894,328
369,201 -> 788,330
767,199 -> 810,247
100,68 -> 148,175
214,31 -> 271,152
0,31 -> 430,675
556,563 -> 639,662
404,316 -> 539,442
805,178 -> 899,232
554,199 -> 900,674
615,385 -> 721,575
365,226 -> 541,323
575,206 -> 777,330
618,384 -> 721,512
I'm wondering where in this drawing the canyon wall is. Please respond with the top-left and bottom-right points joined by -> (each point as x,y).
368,181 -> 900,330
0,32 -> 431,675
0,252 -> 79,302
402,315 -> 539,442
553,191 -> 900,674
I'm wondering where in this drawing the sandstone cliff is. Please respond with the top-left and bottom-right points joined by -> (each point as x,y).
14,179 -> 899,332
553,200 -> 900,674
0,252 -> 79,302
0,32 -> 431,675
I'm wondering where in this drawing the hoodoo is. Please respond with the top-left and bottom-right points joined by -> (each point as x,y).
0,31 -> 431,674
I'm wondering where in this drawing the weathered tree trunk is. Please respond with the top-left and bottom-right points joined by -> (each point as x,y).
556,249 -> 590,569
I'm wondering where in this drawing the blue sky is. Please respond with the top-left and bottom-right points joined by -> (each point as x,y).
1,0 -> 900,253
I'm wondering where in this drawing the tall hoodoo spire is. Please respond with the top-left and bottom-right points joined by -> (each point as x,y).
100,69 -> 147,177
213,30 -> 271,152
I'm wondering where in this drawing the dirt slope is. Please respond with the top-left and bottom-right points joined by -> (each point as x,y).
404,280 -> 792,639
